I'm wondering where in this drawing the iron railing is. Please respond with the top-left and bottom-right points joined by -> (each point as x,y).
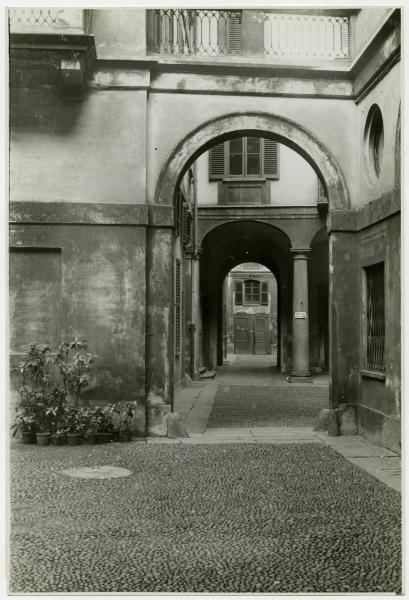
9,8 -> 86,34
148,9 -> 349,60
264,13 -> 349,59
149,9 -> 242,56
366,263 -> 385,372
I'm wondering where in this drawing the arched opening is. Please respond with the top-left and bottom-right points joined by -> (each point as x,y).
200,220 -> 292,374
225,263 -> 278,360
146,112 -> 346,430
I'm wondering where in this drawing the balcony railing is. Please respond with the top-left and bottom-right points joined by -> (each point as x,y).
149,9 -> 243,56
9,8 -> 87,34
264,13 -> 349,59
148,9 -> 349,61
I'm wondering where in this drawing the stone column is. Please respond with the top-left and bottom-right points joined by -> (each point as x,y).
290,249 -> 312,381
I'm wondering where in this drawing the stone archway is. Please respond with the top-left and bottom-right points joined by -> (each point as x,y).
146,112 -> 349,435
155,111 -> 350,210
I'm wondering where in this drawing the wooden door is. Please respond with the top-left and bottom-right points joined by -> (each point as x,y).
253,315 -> 270,354
234,314 -> 251,353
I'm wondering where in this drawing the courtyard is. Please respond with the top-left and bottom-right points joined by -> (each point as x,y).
9,363 -> 401,594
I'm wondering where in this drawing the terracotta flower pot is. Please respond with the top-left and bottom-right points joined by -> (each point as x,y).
66,433 -> 82,446
21,431 -> 36,444
119,431 -> 132,443
85,432 -> 98,445
36,432 -> 51,446
97,432 -> 112,444
111,431 -> 120,442
50,434 -> 67,446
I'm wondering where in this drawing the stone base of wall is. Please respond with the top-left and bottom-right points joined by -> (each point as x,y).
357,404 -> 401,455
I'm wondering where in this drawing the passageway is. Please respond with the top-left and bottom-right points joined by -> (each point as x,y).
207,354 -> 328,429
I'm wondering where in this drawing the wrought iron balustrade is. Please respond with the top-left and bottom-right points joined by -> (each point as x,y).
148,9 -> 242,56
264,13 -> 349,59
9,8 -> 86,34
148,9 -> 349,61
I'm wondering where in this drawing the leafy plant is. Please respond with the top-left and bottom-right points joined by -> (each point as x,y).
64,406 -> 84,434
10,409 -> 36,436
117,402 -> 136,433
55,338 -> 95,407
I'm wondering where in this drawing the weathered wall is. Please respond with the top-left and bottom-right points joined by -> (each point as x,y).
90,9 -> 146,60
357,63 -> 401,206
10,85 -> 147,204
358,213 -> 400,453
196,144 -> 318,206
147,93 -> 358,207
350,8 -> 393,58
9,224 -> 147,430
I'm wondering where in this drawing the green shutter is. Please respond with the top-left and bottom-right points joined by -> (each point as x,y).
263,139 -> 279,179
234,281 -> 243,305
227,11 -> 242,54
261,281 -> 268,305
209,143 -> 225,180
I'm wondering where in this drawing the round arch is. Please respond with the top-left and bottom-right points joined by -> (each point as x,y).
155,111 -> 350,210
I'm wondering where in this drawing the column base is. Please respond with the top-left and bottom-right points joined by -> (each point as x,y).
288,372 -> 313,383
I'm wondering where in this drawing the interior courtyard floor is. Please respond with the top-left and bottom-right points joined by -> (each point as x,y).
9,353 -> 400,593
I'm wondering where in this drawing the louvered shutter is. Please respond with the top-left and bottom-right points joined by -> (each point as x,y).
175,260 -> 181,354
234,281 -> 243,305
341,20 -> 349,57
261,282 -> 268,305
209,143 -> 225,180
227,11 -> 242,55
263,139 -> 279,179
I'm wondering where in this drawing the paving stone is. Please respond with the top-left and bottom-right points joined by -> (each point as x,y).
9,443 -> 401,594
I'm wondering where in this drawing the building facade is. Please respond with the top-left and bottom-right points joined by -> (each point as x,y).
9,7 -> 401,450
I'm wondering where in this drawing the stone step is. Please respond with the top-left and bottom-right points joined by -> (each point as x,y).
200,370 -> 216,379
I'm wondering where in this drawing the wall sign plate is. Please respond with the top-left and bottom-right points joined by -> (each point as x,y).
295,311 -> 307,319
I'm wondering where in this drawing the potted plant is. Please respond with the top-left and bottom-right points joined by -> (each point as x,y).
119,402 -> 135,442
65,407 -> 83,446
94,406 -> 114,443
55,338 -> 94,407
50,429 -> 68,446
81,407 -> 98,444
10,408 -> 36,444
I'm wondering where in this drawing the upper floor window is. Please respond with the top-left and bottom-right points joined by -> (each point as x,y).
235,279 -> 268,305
210,137 -> 279,180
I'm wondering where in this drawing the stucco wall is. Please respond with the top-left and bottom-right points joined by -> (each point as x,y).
147,93 -> 358,208
9,224 -> 147,410
196,144 -> 318,206
358,213 -> 400,453
357,63 -> 401,205
10,88 -> 147,204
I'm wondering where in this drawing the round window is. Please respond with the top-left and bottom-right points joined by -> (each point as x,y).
364,104 -> 384,179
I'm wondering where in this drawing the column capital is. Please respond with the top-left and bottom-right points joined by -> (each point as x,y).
291,248 -> 311,259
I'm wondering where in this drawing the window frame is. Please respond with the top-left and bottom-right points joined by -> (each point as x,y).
210,137 -> 279,181
234,279 -> 269,306
362,262 -> 385,377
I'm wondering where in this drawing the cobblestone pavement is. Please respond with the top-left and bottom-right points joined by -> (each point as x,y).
10,441 -> 401,594
208,384 -> 328,428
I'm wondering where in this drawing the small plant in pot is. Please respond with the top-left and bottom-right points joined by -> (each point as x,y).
94,406 -> 114,443
65,407 -> 84,446
10,408 -> 36,444
119,402 -> 135,442
55,338 -> 94,408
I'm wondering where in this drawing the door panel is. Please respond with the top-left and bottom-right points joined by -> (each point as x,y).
234,314 -> 251,353
253,315 -> 269,354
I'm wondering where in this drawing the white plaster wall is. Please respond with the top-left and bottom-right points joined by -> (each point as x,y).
196,143 -> 318,206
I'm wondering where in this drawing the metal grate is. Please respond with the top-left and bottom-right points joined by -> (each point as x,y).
264,13 -> 349,59
149,9 -> 242,56
366,263 -> 385,372
9,8 -> 65,28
